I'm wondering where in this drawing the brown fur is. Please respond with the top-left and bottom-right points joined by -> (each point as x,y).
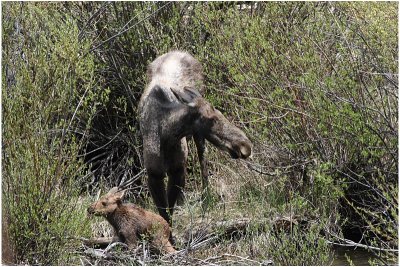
139,51 -> 252,224
87,187 -> 176,254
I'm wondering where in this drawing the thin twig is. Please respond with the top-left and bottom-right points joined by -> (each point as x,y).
104,242 -> 128,254
77,130 -> 123,157
325,231 -> 398,253
118,168 -> 146,190
90,2 -> 173,51
78,2 -> 111,40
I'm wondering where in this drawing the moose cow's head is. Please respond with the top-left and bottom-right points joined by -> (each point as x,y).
171,87 -> 252,159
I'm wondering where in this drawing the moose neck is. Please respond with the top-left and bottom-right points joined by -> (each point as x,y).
105,207 -> 125,231
162,105 -> 198,143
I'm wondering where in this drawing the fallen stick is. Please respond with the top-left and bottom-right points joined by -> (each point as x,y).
83,237 -> 114,247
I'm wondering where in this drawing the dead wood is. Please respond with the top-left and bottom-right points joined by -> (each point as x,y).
182,218 -> 259,250
82,237 -> 114,248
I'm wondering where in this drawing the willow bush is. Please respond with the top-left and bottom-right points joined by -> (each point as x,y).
187,3 -> 397,262
2,3 -> 100,264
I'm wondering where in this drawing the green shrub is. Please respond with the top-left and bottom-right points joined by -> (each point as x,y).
266,224 -> 333,266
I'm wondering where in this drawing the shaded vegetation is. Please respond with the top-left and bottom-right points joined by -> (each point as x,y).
2,1 -> 398,265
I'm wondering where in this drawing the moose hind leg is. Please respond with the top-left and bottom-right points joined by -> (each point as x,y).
152,234 -> 176,254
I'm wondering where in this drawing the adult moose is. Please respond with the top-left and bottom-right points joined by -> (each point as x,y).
139,51 -> 252,224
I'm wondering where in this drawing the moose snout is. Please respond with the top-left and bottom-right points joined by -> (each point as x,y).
238,140 -> 252,159
231,139 -> 252,159
239,142 -> 252,158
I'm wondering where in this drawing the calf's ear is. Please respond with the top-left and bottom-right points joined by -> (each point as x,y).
114,189 -> 126,206
107,187 -> 119,195
107,187 -> 126,205
171,87 -> 201,107
114,189 -> 126,199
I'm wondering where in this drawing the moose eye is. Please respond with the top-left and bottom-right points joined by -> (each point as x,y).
101,201 -> 107,206
209,115 -> 218,123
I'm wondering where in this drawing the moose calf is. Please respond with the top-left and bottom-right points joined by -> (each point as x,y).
87,187 -> 176,254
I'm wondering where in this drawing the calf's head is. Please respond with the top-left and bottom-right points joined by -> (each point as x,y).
172,87 -> 252,159
87,187 -> 126,217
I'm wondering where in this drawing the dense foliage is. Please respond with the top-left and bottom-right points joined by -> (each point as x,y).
2,2 -> 397,265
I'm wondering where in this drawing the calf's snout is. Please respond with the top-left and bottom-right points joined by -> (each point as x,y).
87,206 -> 95,215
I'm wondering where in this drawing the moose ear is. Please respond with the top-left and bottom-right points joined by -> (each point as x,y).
114,189 -> 126,206
152,85 -> 172,104
107,187 -> 125,198
114,189 -> 126,200
171,87 -> 201,107
107,187 -> 119,195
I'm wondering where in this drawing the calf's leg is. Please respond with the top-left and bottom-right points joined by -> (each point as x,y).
152,228 -> 177,254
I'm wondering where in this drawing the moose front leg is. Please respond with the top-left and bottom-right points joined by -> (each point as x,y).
147,170 -> 169,224
194,135 -> 209,201
166,138 -> 188,224
167,166 -> 185,218
119,229 -> 138,250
